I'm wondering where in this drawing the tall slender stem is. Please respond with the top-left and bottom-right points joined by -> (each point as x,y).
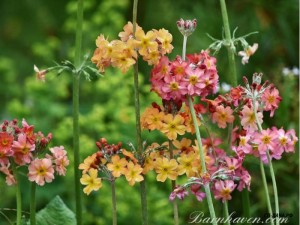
266,152 -> 279,225
224,200 -> 231,225
132,1 -> 148,224
12,165 -> 21,225
188,97 -> 217,225
169,140 -> 179,225
73,0 -> 84,224
30,182 -> 36,225
111,179 -> 117,225
183,31 -> 217,224
253,100 -> 274,225
219,0 -> 237,87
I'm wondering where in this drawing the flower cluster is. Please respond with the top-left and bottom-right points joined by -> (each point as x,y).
150,51 -> 219,101
91,22 -> 174,74
79,138 -> 144,195
0,119 -> 69,186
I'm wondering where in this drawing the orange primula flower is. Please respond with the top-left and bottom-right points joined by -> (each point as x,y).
79,154 -> 97,174
155,28 -> 174,55
177,151 -> 199,177
172,138 -> 193,154
118,21 -> 142,42
143,107 -> 164,131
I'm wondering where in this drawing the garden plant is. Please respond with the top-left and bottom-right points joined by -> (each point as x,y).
0,0 -> 298,225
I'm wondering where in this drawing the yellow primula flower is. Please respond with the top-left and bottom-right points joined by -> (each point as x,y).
78,154 -> 97,174
124,161 -> 144,186
177,152 -> 199,177
154,157 -> 178,182
80,169 -> 102,195
134,29 -> 158,56
161,114 -> 186,140
107,155 -> 128,178
155,28 -> 174,55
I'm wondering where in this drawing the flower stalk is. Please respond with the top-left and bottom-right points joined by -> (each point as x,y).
132,0 -> 148,224
30,182 -> 37,225
12,164 -> 21,225
253,98 -> 275,225
224,200 -> 231,225
111,179 -> 117,225
169,140 -> 179,225
219,0 -> 237,87
181,25 -> 217,224
73,0 -> 84,224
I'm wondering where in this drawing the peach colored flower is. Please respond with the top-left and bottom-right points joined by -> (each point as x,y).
212,105 -> 234,129
28,158 -> 54,186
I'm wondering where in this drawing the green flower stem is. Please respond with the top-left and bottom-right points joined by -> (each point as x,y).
183,33 -> 217,225
188,96 -> 217,225
253,99 -> 274,225
169,140 -> 179,225
111,179 -> 117,225
12,164 -> 21,225
30,182 -> 36,225
241,189 -> 251,219
224,200 -> 230,225
132,0 -> 148,224
219,0 -> 237,87
266,152 -> 279,225
73,0 -> 84,224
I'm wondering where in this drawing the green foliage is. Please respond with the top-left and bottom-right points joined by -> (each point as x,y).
0,0 -> 298,224
34,196 -> 76,225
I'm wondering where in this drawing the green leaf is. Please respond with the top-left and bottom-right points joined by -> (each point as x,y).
35,196 -> 76,225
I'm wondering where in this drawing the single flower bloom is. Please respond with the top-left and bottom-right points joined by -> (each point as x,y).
161,114 -> 186,140
177,151 -> 199,177
238,43 -> 258,65
0,163 -> 16,185
155,28 -> 174,55
118,21 -> 142,42
240,105 -> 263,132
49,146 -> 69,176
80,168 -> 102,195
107,155 -> 128,178
214,180 -> 236,203
0,132 -> 14,162
124,161 -> 144,186
143,107 -> 164,131
79,154 -> 97,174
12,133 -> 35,165
212,105 -> 234,129
154,157 -> 178,182
261,87 -> 282,117
237,135 -> 253,154
34,65 -> 48,82
28,158 -> 55,186
169,186 -> 189,201
190,184 -> 206,201
253,129 -> 276,154
134,29 -> 158,56
172,137 -> 193,153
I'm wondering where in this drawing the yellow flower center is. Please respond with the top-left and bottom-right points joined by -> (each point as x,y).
189,75 -> 198,85
38,168 -> 47,176
221,188 -> 231,196
1,139 -> 8,146
170,82 -> 179,91
279,137 -> 287,145
268,96 -> 275,104
262,136 -> 271,144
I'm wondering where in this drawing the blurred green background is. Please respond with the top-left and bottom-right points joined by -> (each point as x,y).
0,0 -> 298,224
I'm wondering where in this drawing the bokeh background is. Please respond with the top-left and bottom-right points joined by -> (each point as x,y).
0,0 -> 298,224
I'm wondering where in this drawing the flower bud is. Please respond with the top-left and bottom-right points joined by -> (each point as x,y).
177,18 -> 197,37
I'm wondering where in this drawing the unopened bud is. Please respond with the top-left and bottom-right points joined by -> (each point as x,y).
177,18 -> 197,37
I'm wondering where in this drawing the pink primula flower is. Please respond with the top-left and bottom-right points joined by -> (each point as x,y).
49,146 -> 69,176
28,158 -> 55,186
0,132 -> 14,164
261,87 -> 282,117
240,105 -> 263,132
0,163 -> 16,185
214,180 -> 236,203
12,133 -> 35,165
